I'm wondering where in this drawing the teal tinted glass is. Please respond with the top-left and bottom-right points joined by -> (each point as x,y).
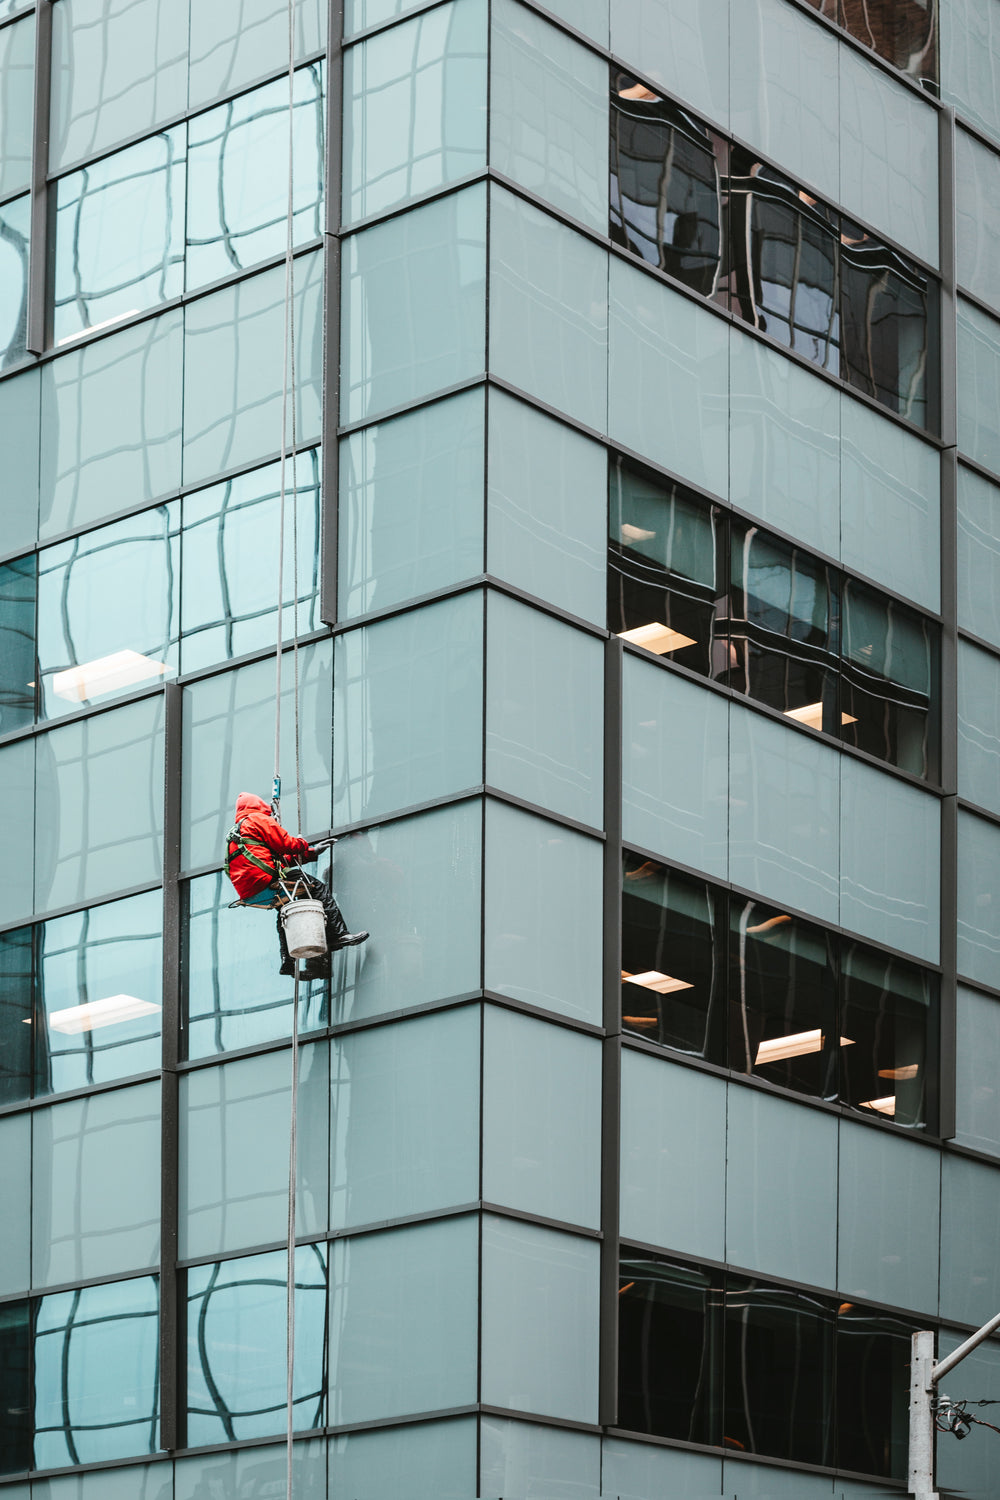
186,63 -> 325,289
53,127 -> 186,343
609,0 -> 728,125
840,762 -> 940,965
0,14 -> 34,197
957,127 -> 1000,314
35,890 -> 162,1095
34,1277 -> 159,1468
0,927 -> 31,1105
942,0 -> 1000,147
958,463 -> 1000,648
330,1417 -> 478,1500
0,365 -> 39,550
958,639 -> 1000,814
36,503 -> 179,720
188,0 -> 325,111
187,1246 -> 327,1443
177,1439 -> 327,1500
0,735 -> 33,927
958,298 -> 1000,475
837,1120 -> 940,1314
0,192 -> 29,368
0,553 -> 35,735
955,985 -> 1000,1156
957,810 -> 1000,985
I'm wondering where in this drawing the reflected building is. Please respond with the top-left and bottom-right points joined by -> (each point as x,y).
0,0 -> 999,1498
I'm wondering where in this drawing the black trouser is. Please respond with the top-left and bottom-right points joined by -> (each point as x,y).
274,872 -> 349,964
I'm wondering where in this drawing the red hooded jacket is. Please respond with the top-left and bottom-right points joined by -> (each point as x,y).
226,792 -> 314,899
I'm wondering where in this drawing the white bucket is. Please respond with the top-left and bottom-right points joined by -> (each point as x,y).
281,899 -> 327,959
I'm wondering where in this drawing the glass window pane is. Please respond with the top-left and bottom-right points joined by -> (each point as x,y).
342,183 -> 486,425
34,697 -> 165,914
835,0 -> 938,88
726,1086 -> 838,1289
185,871 -> 327,1059
0,1115 -> 30,1294
329,1216 -> 478,1424
179,1043 -> 329,1259
339,390 -> 484,621
840,223 -> 934,430
620,1049 -> 726,1260
609,258 -> 728,498
609,0 -> 728,125
621,656 -> 729,878
188,0 -> 325,112
0,735 -> 34,927
837,1120 -> 940,1313
35,891 -> 162,1096
841,579 -> 937,777
942,0 -> 1000,146
186,63 -> 325,289
959,639 -> 1000,814
836,1304 -> 912,1481
617,1255 -> 722,1447
939,1153 -> 1000,1327
481,1215 -> 599,1423
958,463 -> 1000,649
32,1081 -> 161,1287
485,799 -> 603,1026
182,251 -> 323,486
180,449 -> 321,674
0,14 -> 33,197
182,639 -> 331,872
492,0 -> 606,230
0,193 -> 29,370
480,1416 -> 601,1499
723,1277 -> 834,1466
957,127 -> 1000,314
609,458 -> 721,680
0,553 -> 36,735
0,366 -> 40,551
602,1436 -> 721,1499
957,809 -> 1000,986
53,128 -> 186,344
330,800 -> 482,1025
0,1300 -> 30,1476
36,504 -> 179,720
333,593 -> 482,827
344,0 -> 486,225
186,1245 -> 326,1443
840,758 -> 940,963
839,942 -> 937,1129
958,297 -> 1000,473
40,309 -> 183,541
490,186 -> 608,434
621,855 -> 724,1060
839,45 -> 938,267
935,1331 -> 1000,1500
729,895 -> 837,1097
729,702 -> 840,925
483,1005 -> 602,1229
33,1277 -> 159,1468
955,984 -> 1000,1156
489,390 -> 606,626
610,76 -> 723,299
0,927 -> 32,1104
330,1417 -> 478,1500
841,392 -> 941,613
486,592 -> 603,826
176,1438 -> 326,1500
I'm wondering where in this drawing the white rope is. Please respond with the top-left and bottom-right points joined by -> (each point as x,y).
286,972 -> 300,1500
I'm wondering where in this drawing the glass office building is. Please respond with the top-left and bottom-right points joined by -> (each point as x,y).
2,0 -> 1000,1495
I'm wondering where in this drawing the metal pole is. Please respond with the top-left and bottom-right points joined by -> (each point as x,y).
909,1329 -> 938,1500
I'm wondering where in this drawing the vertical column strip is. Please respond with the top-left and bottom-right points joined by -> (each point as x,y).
599,635 -> 623,1427
159,681 -> 183,1449
27,0 -> 52,355
321,0 -> 345,624
937,105 -> 959,1141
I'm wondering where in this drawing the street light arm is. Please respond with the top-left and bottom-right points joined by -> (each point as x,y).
932,1310 -> 1000,1386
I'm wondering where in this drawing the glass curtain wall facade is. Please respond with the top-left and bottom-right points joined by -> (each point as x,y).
1,0 -> 999,1497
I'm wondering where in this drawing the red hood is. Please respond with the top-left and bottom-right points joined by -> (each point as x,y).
235,792 -> 271,818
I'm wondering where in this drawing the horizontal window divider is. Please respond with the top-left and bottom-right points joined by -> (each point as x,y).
957,624 -> 1000,662
342,0 -> 456,47
339,167 -> 489,237
332,577 -> 487,634
175,627 -> 331,688
0,674 -> 169,748
330,786 -> 486,838
477,1404 -> 603,1436
0,877 -> 165,938
954,972 -> 1000,1006
940,1135 -> 1000,1172
0,183 -> 28,211
177,1027 -> 328,1074
480,990 -> 605,1038
957,794 -> 1000,827
957,449 -> 1000,489
0,1066 -> 162,1119
325,1405 -> 478,1437
0,1261 -> 162,1308
45,50 -> 328,185
328,1202 -> 480,1242
483,785 -> 605,840
621,641 -> 947,797
481,575 -> 609,639
485,373 -> 608,448
0,5 -> 33,34
956,282 -> 1000,325
953,110 -> 1000,160
480,1201 -> 602,1239
176,1232 -> 330,1271
336,373 -> 487,436
328,991 -> 485,1037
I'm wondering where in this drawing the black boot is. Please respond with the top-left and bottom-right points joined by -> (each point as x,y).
277,911 -> 296,976
324,895 -> 369,951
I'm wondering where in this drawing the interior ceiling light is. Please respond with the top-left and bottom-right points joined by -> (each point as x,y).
755,1029 -> 855,1064
56,309 -> 141,346
48,995 -> 162,1035
622,969 -> 695,995
862,1095 -> 896,1116
878,1064 -> 919,1080
784,702 -> 858,730
621,523 -> 656,542
52,649 -> 169,703
618,622 -> 697,655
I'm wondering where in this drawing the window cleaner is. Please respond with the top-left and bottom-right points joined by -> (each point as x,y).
224,791 -> 368,979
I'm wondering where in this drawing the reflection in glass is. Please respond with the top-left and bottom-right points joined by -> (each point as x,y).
0,553 -> 36,733
33,1277 -> 159,1468
0,926 -> 31,1105
729,897 -> 837,1097
608,458 -> 722,680
34,891 -> 162,1096
815,0 -> 938,91
185,872 -> 327,1058
53,127 -> 186,344
186,63 -> 325,288
180,449 -> 321,673
840,220 -> 935,429
620,855 -> 724,1060
36,503 -> 180,719
836,1303 -> 912,1479
841,578 -> 937,777
723,1278 -> 834,1466
839,943 -> 936,1128
609,75 -> 722,297
0,193 -> 29,367
0,14 -> 34,198
187,1246 -> 326,1444
617,1258 -> 721,1446
0,1299 -> 30,1476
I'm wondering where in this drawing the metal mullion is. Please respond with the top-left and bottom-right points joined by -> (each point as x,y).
26,0 -> 51,353
599,636 -> 623,1429
158,682 -> 182,1451
320,0 -> 344,625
